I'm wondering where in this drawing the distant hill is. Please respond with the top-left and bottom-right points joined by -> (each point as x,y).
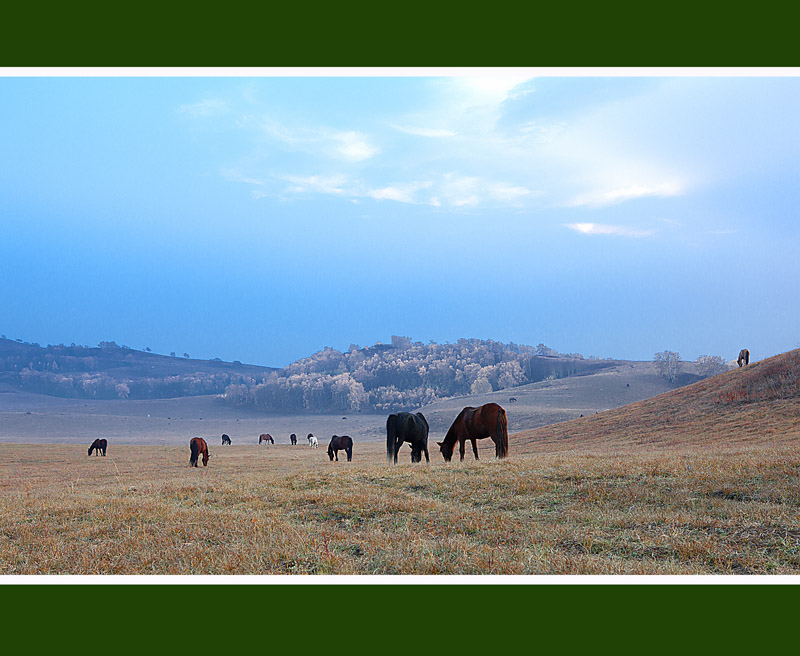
0,338 -> 277,400
221,337 -> 624,413
0,334 -> 728,415
513,349 -> 800,452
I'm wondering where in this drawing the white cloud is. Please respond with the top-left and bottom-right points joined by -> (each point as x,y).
565,223 -> 655,238
390,124 -> 458,138
251,116 -> 379,162
334,131 -> 379,161
567,182 -> 684,208
367,181 -> 432,204
282,174 -> 351,196
178,99 -> 229,118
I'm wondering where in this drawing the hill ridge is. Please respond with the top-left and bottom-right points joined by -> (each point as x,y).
515,348 -> 800,452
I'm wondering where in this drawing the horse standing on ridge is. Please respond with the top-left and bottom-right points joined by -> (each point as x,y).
290,433 -> 297,445
307,433 -> 318,449
437,403 -> 509,462
738,349 -> 750,367
259,434 -> 274,445
221,434 -> 231,445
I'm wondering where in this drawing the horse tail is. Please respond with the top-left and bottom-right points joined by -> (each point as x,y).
386,415 -> 396,462
497,407 -> 509,458
189,439 -> 198,466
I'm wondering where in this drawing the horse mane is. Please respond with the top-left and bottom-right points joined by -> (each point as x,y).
441,407 -> 470,446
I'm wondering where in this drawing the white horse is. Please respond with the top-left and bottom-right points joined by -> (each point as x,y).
307,433 -> 318,449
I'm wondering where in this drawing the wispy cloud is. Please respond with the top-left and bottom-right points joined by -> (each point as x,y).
366,181 -> 432,204
282,174 -> 351,196
334,132 -> 379,161
252,116 -> 379,163
565,222 -> 655,238
178,99 -> 229,118
389,124 -> 458,138
566,182 -> 684,208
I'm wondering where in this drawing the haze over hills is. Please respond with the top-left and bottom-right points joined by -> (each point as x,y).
0,332 -> 733,445
0,334 -> 723,413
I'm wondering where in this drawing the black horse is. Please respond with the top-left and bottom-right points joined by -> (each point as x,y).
221,434 -> 232,445
386,412 -> 429,464
328,435 -> 353,462
290,433 -> 297,445
88,438 -> 107,456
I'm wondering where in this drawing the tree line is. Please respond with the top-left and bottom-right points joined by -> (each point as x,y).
222,337 -> 612,413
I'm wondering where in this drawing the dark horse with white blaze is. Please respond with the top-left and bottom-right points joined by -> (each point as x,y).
328,435 -> 353,461
88,438 -> 107,456
438,403 -> 509,461
738,349 -> 750,367
189,436 -> 210,467
386,412 -> 429,463
221,434 -> 231,445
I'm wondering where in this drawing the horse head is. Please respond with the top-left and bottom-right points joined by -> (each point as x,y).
327,445 -> 335,461
202,452 -> 210,466
437,440 -> 454,462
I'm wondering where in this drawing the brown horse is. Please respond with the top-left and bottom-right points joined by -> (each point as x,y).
189,437 -> 210,467
88,438 -> 107,456
738,349 -> 750,367
437,403 -> 508,461
328,435 -> 353,462
259,433 -> 274,445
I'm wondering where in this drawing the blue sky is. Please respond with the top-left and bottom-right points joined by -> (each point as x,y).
1,72 -> 799,367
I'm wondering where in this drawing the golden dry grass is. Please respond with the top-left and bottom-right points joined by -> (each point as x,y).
2,437 -> 798,575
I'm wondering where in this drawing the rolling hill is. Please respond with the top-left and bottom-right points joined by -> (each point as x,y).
513,348 -> 800,453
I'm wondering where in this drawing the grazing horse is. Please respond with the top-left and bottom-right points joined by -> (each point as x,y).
738,349 -> 750,367
189,437 -> 210,467
221,434 -> 231,445
88,438 -> 107,456
290,433 -> 297,445
259,433 -> 274,445
307,433 -> 319,448
437,403 -> 509,462
386,412 -> 429,464
328,435 -> 353,462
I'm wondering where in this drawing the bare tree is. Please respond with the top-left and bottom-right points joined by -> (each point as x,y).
654,350 -> 682,383
696,355 -> 727,378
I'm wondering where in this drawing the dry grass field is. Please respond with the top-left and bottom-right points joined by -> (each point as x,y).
1,350 -> 798,576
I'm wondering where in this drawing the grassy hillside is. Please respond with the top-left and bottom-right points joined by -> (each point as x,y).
514,348 -> 800,453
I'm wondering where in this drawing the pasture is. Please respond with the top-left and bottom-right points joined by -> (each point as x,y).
2,437 -> 799,575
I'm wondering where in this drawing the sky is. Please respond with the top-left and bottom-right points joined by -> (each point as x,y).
1,71 -> 799,368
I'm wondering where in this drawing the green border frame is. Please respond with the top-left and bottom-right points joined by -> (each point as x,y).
3,4 -> 800,67
2,5 -> 798,655
2,583 -> 798,654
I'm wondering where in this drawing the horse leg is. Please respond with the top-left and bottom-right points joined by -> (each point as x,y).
459,439 -> 466,461
394,438 -> 400,464
471,439 -> 479,460
424,445 -> 430,463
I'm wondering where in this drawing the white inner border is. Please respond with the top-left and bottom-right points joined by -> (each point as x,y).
2,66 -> 798,584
